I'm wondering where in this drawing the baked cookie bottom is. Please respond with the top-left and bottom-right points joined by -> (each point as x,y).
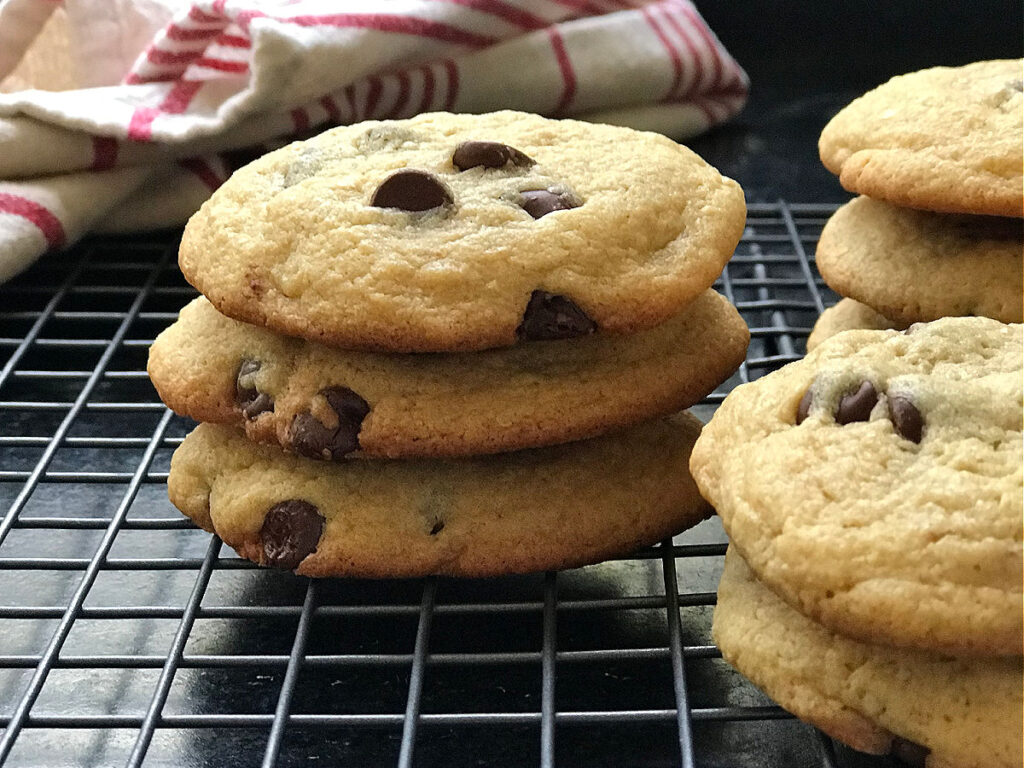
713,549 -> 1023,768
169,414 -> 712,578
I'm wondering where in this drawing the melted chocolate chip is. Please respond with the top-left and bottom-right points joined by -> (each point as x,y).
261,499 -> 324,570
836,380 -> 878,425
429,519 -> 445,535
242,393 -> 274,420
890,736 -> 930,768
888,395 -> 924,443
453,141 -> 534,171
371,170 -> 453,212
235,359 -> 274,419
290,387 -> 370,461
517,290 -> 597,341
520,188 -> 580,219
795,387 -> 814,424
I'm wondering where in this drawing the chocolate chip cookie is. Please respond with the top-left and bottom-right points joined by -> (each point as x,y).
807,299 -> 907,352
168,414 -> 712,577
691,317 -> 1023,655
815,196 -> 1023,325
148,290 -> 748,459
819,60 -> 1023,217
714,549 -> 1023,768
179,111 -> 746,352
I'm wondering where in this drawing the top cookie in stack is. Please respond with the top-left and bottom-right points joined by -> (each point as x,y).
179,110 -> 746,353
150,111 -> 750,577
810,60 -> 1023,350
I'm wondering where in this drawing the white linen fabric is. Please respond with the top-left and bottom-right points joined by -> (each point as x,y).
0,0 -> 748,282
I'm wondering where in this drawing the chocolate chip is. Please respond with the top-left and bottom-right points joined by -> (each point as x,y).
242,393 -> 274,420
235,359 -> 274,419
261,499 -> 324,570
795,387 -> 814,424
371,170 -> 453,212
517,290 -> 596,341
429,519 -> 445,536
520,188 -> 580,219
890,736 -> 930,768
290,386 -> 370,461
835,380 -> 878,425
453,141 -> 534,171
888,395 -> 924,443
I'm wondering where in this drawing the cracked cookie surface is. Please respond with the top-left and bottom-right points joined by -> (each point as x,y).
168,414 -> 712,578
713,550 -> 1023,768
691,317 -> 1023,655
179,110 -> 746,352
819,60 -> 1023,217
148,291 -> 748,459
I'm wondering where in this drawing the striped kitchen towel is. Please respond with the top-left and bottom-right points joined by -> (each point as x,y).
0,0 -> 748,283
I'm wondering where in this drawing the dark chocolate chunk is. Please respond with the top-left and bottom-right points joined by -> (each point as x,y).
261,499 -> 324,570
235,359 -> 274,419
452,141 -> 534,171
371,169 -> 453,212
890,736 -> 930,768
290,386 -> 370,460
520,188 -> 580,219
888,395 -> 924,443
796,387 -> 814,424
835,380 -> 878,425
517,290 -> 596,341
290,412 -> 333,459
242,393 -> 274,420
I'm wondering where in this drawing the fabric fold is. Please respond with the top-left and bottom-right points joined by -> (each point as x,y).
0,0 -> 748,283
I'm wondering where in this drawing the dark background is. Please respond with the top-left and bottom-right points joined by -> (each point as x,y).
689,0 -> 1023,202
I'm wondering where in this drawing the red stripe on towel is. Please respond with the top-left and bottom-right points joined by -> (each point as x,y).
0,193 -> 66,249
90,137 -> 119,171
548,27 -> 576,115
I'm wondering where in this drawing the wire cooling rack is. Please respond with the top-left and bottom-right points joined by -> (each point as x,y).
0,201 -> 910,768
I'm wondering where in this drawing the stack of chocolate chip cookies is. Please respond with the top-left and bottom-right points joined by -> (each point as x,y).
149,110 -> 751,577
808,59 -> 1023,351
691,317 -> 1023,767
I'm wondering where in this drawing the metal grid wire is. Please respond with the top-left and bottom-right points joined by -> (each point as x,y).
0,202 -> 904,768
